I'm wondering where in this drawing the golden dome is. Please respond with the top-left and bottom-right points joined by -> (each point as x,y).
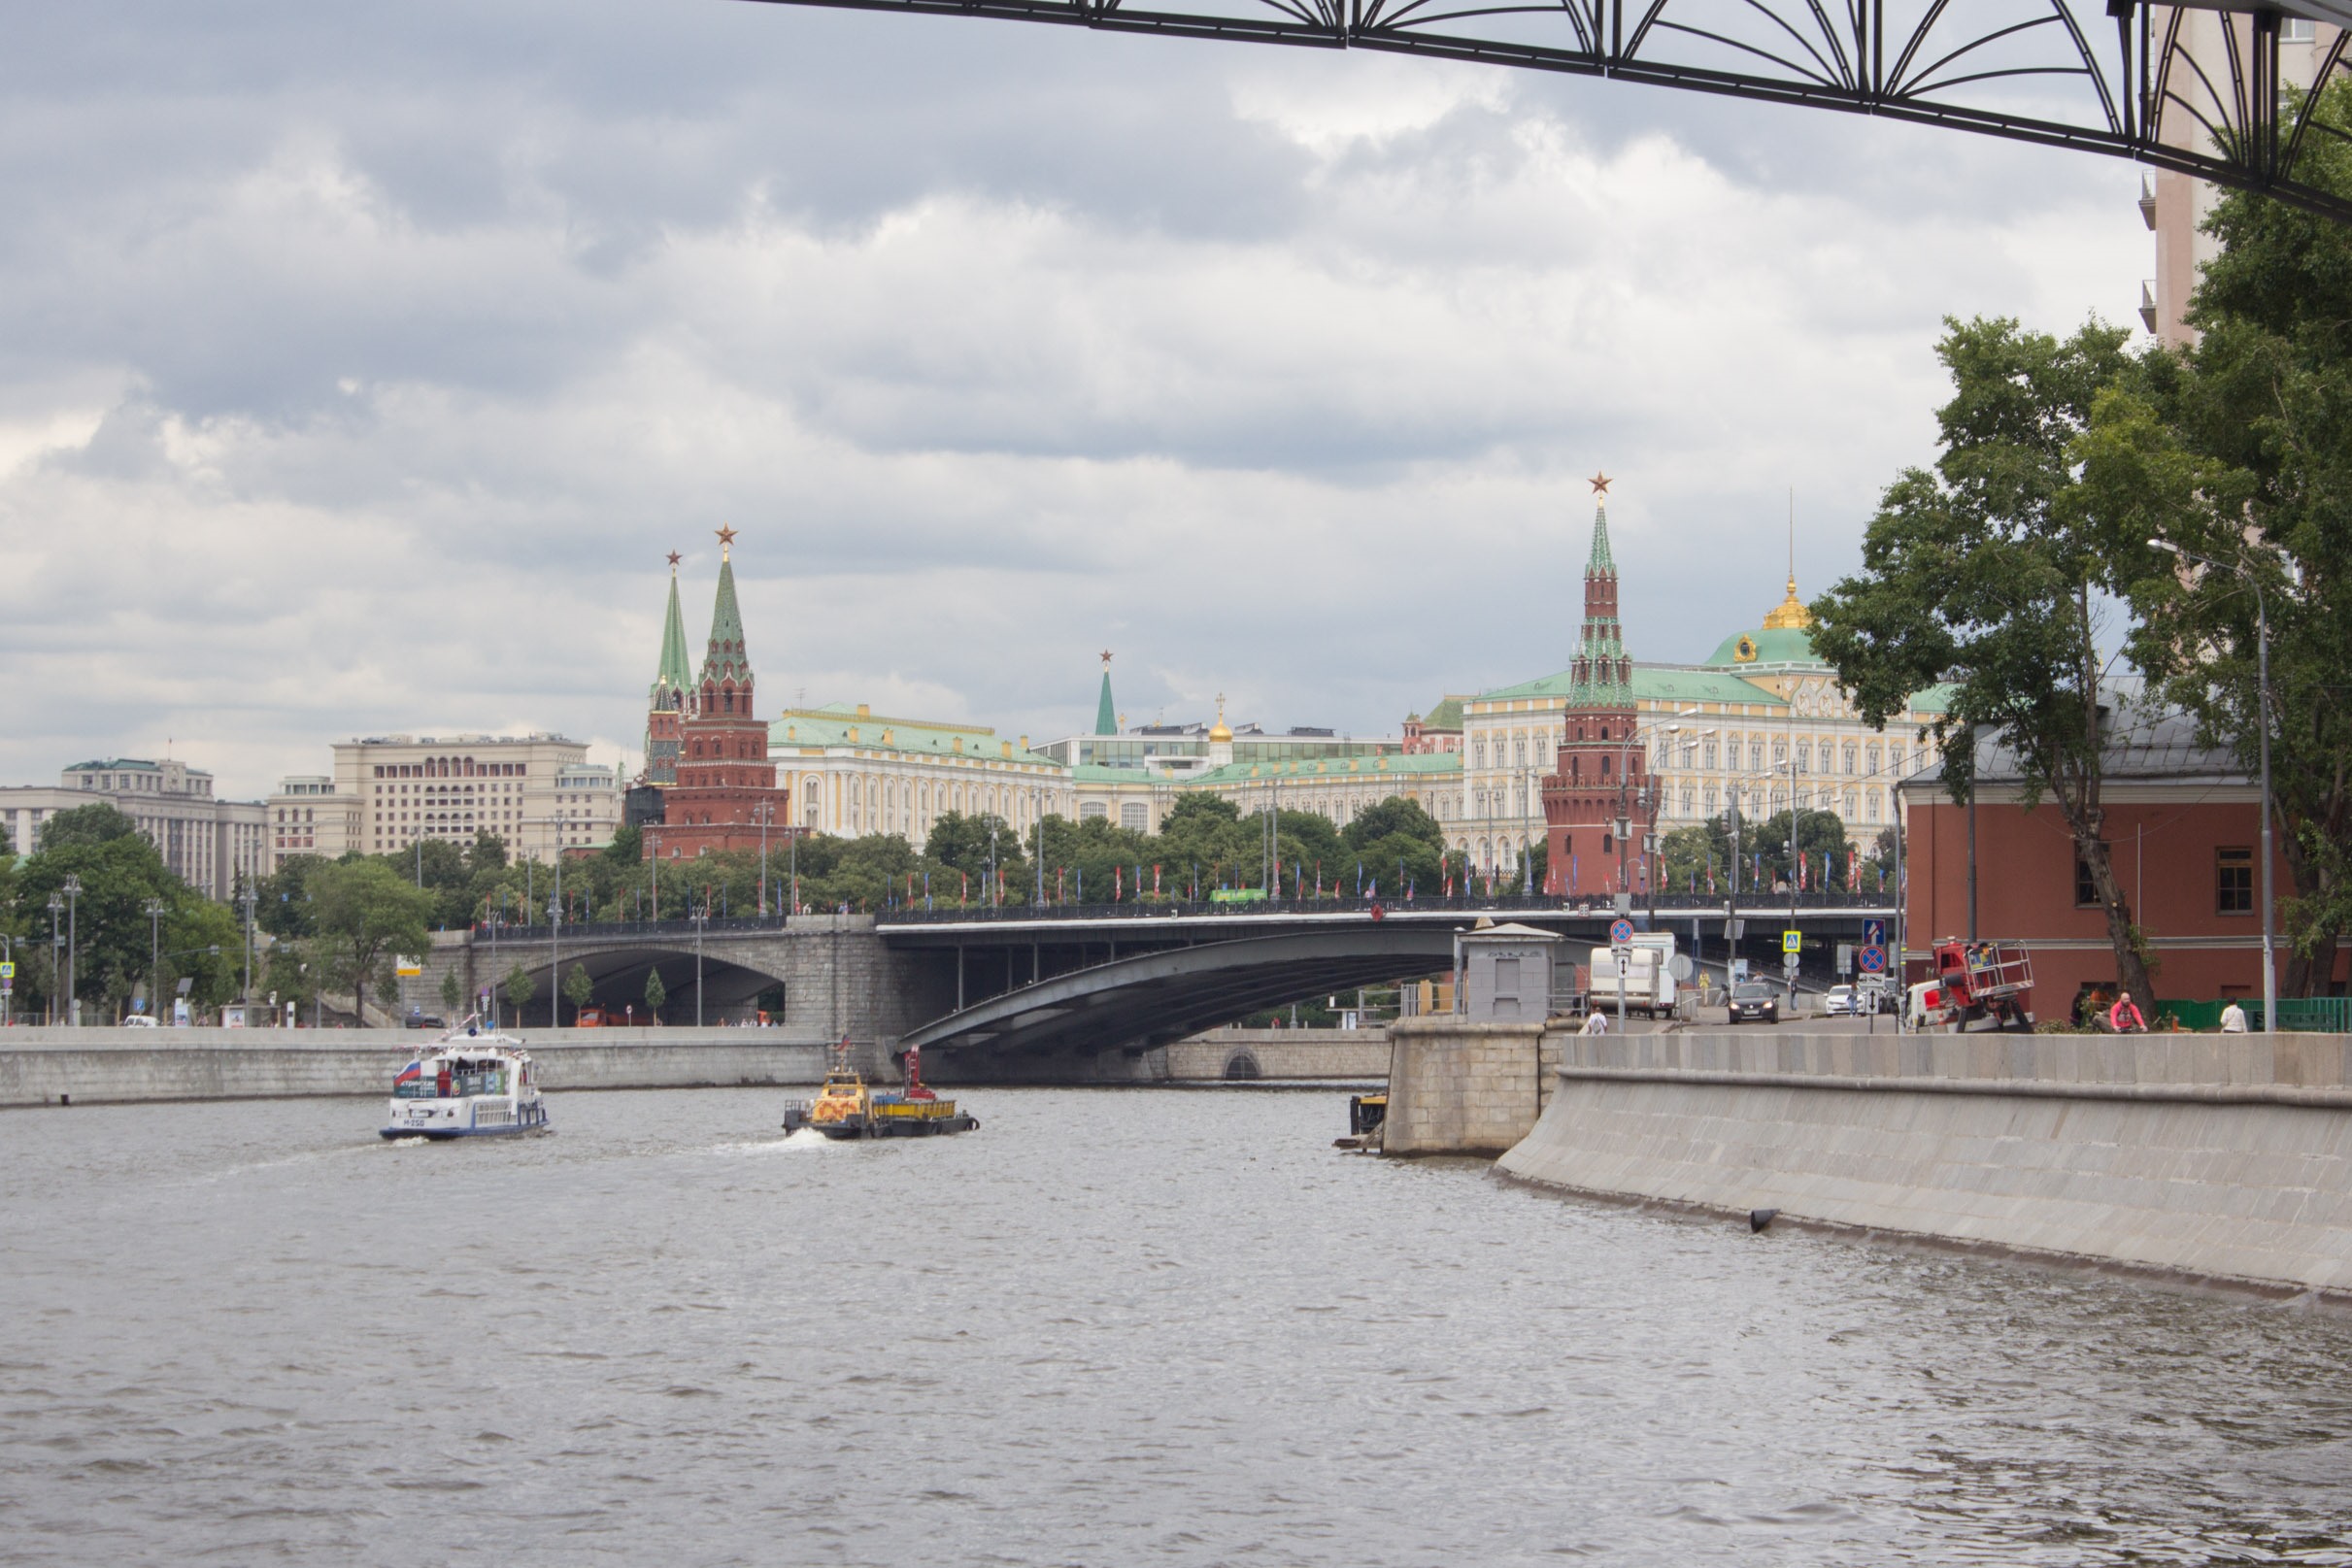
1209,693 -> 1232,744
1762,573 -> 1813,630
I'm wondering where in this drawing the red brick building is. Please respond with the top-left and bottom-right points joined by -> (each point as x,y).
1897,711 -> 2336,1011
1540,480 -> 1654,897
648,529 -> 790,862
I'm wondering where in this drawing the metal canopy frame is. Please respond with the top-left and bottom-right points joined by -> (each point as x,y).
737,0 -> 2352,221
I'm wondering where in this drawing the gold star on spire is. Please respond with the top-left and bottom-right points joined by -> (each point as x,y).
1588,472 -> 1612,497
715,525 -> 737,559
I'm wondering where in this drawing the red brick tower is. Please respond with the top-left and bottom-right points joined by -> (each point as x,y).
652,527 -> 790,863
1541,476 -> 1651,897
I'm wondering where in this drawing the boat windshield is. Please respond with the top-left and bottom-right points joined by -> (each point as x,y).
393,1063 -> 509,1099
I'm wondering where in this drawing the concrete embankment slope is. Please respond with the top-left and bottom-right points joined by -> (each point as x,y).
0,1027 -> 831,1107
1495,1030 -> 2352,1300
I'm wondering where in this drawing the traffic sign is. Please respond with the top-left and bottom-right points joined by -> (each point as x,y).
1781,929 -> 1802,954
1863,919 -> 1886,950
1609,918 -> 1634,946
1783,952 -> 1802,972
1859,945 -> 1888,974
1858,974 -> 1887,994
0,961 -> 13,979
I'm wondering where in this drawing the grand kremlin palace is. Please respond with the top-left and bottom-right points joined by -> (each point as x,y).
1452,575 -> 1952,876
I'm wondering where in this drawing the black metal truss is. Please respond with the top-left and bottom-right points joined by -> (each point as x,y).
736,0 -> 2352,222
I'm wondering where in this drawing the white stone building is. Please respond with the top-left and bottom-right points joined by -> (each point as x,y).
1,758 -> 269,900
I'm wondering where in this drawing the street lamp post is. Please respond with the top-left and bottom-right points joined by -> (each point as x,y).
240,881 -> 258,1008
62,876 -> 82,1028
47,893 -> 63,1027
2152,538 -> 2277,1032
145,898 -> 166,1021
756,803 -> 775,917
693,900 -> 708,1026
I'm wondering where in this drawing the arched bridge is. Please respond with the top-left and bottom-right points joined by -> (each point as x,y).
897,923 -> 1460,1056
876,897 -> 1892,1065
740,0 -> 2352,221
422,898 -> 1891,1069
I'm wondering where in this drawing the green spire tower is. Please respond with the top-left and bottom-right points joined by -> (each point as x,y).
652,554 -> 691,703
1094,651 -> 1118,736
700,526 -> 752,689
644,550 -> 692,786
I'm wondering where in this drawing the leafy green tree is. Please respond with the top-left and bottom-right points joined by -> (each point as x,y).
562,962 -> 593,1023
17,809 -> 236,1019
504,961 -> 536,1023
644,966 -> 667,1021
256,854 -> 329,939
1343,797 -> 1445,855
439,968 -> 464,1018
2081,89 -> 2352,995
34,802 -> 142,853
308,859 -> 435,1023
1810,315 -> 2156,1010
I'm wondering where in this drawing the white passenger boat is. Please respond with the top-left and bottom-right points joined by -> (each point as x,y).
379,1021 -> 551,1140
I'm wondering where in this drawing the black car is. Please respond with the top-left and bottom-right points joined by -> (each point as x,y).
1728,982 -> 1779,1024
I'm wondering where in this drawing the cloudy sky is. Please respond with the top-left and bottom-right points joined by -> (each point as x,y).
0,0 -> 2148,799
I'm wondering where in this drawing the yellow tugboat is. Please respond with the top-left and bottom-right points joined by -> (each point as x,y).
782,1040 -> 978,1140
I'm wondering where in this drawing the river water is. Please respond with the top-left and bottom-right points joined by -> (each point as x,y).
5,1087 -> 2352,1565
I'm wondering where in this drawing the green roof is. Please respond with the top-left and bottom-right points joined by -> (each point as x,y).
1701,625 -> 1823,668
1189,751 -> 1462,786
1420,695 -> 1465,730
770,707 -> 1058,766
1094,667 -> 1118,736
1586,502 -> 1615,574
700,550 -> 752,685
651,564 -> 691,701
1479,665 -> 1788,708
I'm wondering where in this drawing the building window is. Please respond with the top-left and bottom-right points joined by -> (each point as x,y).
1121,802 -> 1148,831
2217,848 -> 2255,915
1081,801 -> 1108,820
2075,851 -> 2101,908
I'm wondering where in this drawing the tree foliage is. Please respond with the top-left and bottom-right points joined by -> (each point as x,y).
2080,84 -> 2352,994
307,859 -> 434,1023
1810,315 -> 2157,1007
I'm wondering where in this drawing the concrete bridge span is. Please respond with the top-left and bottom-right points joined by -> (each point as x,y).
406,901 -> 1893,1076
900,924 -> 1459,1069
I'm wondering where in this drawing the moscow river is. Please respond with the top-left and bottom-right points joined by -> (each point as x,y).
5,1086 -> 2352,1565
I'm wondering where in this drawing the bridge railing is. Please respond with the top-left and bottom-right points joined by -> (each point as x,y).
457,890 -> 1894,940
870,890 -> 1894,924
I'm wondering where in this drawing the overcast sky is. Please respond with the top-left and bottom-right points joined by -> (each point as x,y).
0,1 -> 2148,800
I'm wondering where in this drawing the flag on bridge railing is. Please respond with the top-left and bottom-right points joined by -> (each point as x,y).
1115,865 -> 1123,902
1153,864 -> 1161,897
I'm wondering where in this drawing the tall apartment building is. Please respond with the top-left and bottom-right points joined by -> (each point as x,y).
0,758 -> 268,899
267,734 -> 620,870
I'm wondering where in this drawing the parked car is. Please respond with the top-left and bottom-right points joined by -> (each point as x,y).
1823,984 -> 1859,1017
1728,981 -> 1780,1024
122,1014 -> 159,1028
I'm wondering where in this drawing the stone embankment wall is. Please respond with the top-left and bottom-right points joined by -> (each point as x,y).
1163,1028 -> 1390,1083
1495,1029 -> 2352,1300
0,1027 -> 829,1108
1382,1018 -> 1559,1154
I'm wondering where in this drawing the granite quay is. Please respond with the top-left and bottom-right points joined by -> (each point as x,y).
1383,1017 -> 2352,1300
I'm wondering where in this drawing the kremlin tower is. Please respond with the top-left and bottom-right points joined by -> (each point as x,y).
1540,476 -> 1651,897
647,528 -> 791,861
644,552 -> 691,787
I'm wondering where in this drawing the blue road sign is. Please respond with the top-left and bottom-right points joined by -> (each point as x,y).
1863,919 -> 1886,949
1859,946 -> 1887,974
1609,918 -> 1634,946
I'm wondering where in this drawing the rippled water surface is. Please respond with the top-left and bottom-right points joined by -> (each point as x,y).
6,1087 -> 2352,1565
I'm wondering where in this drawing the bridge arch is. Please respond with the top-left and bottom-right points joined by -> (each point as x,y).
904,925 -> 1459,1059
736,0 -> 2352,222
483,939 -> 792,1026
